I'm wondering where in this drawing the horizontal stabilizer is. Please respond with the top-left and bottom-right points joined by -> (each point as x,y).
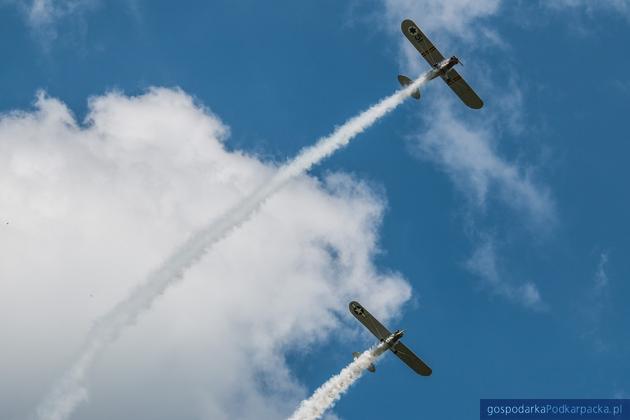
352,352 -> 376,373
397,75 -> 421,100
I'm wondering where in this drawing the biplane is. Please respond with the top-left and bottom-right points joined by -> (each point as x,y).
349,301 -> 432,376
398,19 -> 483,109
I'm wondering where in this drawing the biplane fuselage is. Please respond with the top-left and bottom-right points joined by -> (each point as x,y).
383,329 -> 405,346
428,56 -> 461,80
370,329 -> 405,357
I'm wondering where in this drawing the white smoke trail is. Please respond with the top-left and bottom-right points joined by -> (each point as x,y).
36,74 -> 429,420
288,343 -> 387,420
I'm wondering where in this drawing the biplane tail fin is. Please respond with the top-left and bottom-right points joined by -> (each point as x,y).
398,75 -> 421,100
352,352 -> 376,373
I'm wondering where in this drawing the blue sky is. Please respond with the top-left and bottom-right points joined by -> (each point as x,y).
1,1 -> 629,419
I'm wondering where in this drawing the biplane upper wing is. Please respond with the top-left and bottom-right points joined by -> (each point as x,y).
349,301 -> 391,341
401,19 -> 445,67
392,341 -> 433,376
441,68 -> 484,109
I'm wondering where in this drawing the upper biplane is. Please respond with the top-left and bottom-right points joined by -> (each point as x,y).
398,19 -> 483,109
349,301 -> 432,376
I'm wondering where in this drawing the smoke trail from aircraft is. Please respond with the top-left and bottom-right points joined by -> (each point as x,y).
36,74 -> 428,420
288,343 -> 387,420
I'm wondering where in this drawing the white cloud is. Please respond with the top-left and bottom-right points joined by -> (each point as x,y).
381,0 -> 630,48
581,251 -> 612,352
28,0 -> 56,26
382,0 -> 501,39
6,0 -> 100,46
410,99 -> 554,225
546,0 -> 630,19
25,0 -> 96,26
465,238 -> 544,309
408,97 -> 554,307
594,251 -> 609,290
0,88 -> 411,419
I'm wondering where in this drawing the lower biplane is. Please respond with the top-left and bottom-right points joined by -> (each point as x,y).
349,301 -> 432,376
